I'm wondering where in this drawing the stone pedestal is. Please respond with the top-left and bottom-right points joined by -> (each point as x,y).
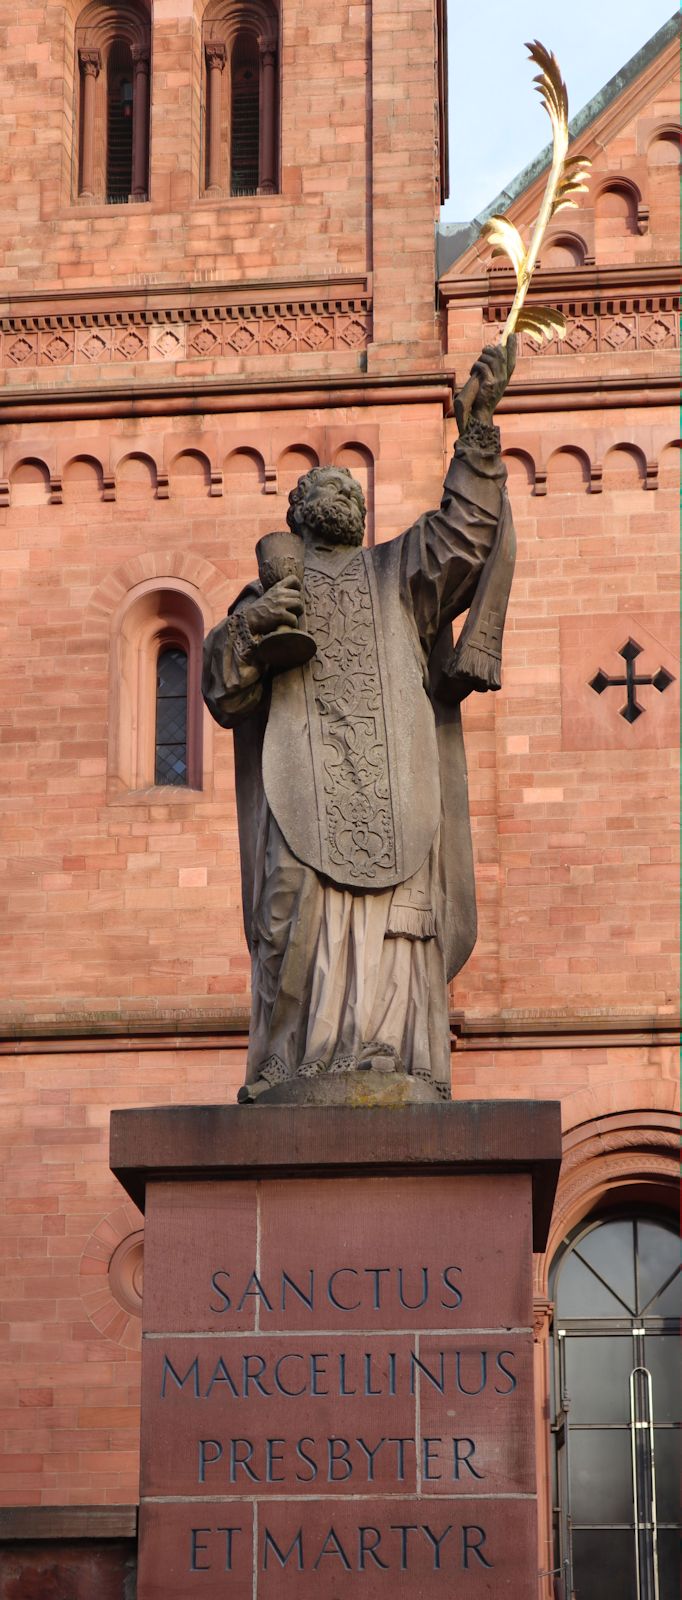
110,1102 -> 561,1598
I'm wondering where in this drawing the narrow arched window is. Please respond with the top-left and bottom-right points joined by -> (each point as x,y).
230,32 -> 260,196
155,645 -> 189,785
202,1 -> 278,198
107,39 -> 134,201
75,2 -> 151,205
109,587 -> 206,795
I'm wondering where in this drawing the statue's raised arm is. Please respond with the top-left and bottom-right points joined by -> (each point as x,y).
203,340 -> 517,1105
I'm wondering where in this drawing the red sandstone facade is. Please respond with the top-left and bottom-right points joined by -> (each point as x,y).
0,3 -> 678,1595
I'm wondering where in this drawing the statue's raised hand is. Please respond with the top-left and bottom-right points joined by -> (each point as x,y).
244,577 -> 304,637
455,335 -> 517,435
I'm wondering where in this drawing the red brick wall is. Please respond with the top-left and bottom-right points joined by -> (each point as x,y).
0,5 -> 678,1539
455,403 -> 679,1022
0,0 -> 441,370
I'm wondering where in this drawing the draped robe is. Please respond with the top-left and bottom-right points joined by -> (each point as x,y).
202,433 -> 514,1097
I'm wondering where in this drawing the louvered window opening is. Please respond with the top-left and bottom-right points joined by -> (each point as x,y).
155,646 -> 189,786
107,39 -> 134,202
231,35 -> 260,196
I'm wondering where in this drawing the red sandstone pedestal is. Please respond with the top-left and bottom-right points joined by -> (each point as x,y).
110,1102 -> 561,1599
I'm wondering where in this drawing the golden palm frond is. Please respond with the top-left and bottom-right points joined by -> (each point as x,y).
552,153 -> 592,215
527,40 -> 568,151
515,305 -> 567,345
484,41 -> 593,348
480,215 -> 526,277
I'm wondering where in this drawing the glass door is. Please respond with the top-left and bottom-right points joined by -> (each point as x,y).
550,1215 -> 680,1599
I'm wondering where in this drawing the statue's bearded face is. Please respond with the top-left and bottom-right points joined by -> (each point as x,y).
286,467 -> 366,548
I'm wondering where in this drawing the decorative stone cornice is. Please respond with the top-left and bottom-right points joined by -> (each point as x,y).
0,279 -> 373,369
441,262 -> 681,359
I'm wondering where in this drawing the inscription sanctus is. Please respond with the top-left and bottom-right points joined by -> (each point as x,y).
137,1174 -> 538,1597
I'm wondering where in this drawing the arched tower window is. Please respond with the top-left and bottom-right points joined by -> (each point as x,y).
155,643 -> 189,786
202,0 -> 279,197
230,31 -> 260,195
108,585 -> 205,794
75,1 -> 151,204
549,1212 -> 680,1600
106,38 -> 134,201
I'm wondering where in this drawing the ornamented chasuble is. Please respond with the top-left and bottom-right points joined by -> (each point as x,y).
303,553 -> 398,883
262,542 -> 442,893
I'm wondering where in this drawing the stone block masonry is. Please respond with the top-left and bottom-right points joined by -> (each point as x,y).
110,1102 -> 561,1598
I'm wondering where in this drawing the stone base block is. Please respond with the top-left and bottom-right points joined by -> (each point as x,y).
110,1102 -> 561,1598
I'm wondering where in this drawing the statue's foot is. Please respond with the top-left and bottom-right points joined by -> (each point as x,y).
237,1078 -> 274,1103
357,1041 -> 403,1075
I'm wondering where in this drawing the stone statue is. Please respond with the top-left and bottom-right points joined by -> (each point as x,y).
203,342 -> 517,1103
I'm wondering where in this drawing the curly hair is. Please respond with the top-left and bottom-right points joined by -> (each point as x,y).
286,466 -> 366,547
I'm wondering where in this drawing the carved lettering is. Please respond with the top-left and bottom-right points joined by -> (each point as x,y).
422,1437 -> 442,1480
495,1349 -> 517,1393
411,1349 -> 445,1393
206,1357 -> 238,1398
327,1267 -> 361,1310
263,1528 -> 303,1570
390,1523 -> 419,1570
161,1355 -> 199,1398
453,1437 -> 484,1479
398,1266 -> 429,1309
421,1524 -> 453,1568
159,1341 -> 521,1401
456,1349 -> 488,1395
463,1525 -> 493,1568
273,1353 -> 306,1397
359,1526 -> 389,1570
440,1264 -> 464,1308
295,1438 -> 317,1482
198,1438 -> 222,1482
205,1262 -> 465,1317
209,1269 -> 231,1311
188,1523 -> 243,1572
281,1268 -> 314,1311
313,1526 -> 352,1570
190,1528 -> 210,1572
190,1433 -> 488,1484
236,1272 -> 273,1312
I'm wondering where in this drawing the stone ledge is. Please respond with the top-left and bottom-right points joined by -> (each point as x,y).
0,1506 -> 138,1541
110,1100 -> 561,1250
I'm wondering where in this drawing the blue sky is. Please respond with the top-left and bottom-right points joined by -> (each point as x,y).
443,1 -> 677,223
